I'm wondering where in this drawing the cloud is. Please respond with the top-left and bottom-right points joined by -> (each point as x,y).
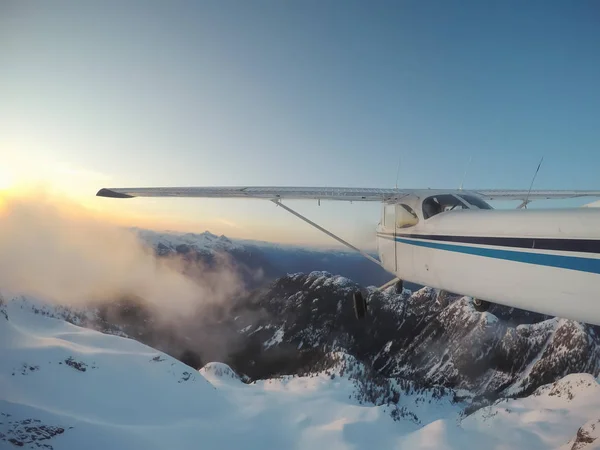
0,190 -> 244,317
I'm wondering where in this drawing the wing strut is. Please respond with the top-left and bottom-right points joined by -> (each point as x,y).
271,200 -> 384,268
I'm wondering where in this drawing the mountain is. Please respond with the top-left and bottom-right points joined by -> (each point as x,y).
561,416 -> 600,450
133,228 -> 397,288
78,265 -> 600,399
3,227 -> 600,448
2,296 -> 600,450
225,272 -> 600,400
63,261 -> 599,404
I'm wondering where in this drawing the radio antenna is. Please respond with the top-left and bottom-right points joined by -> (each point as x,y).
395,156 -> 401,190
459,155 -> 472,190
522,156 -> 544,209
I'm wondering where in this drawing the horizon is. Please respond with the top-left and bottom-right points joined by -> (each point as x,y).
2,1 -> 600,246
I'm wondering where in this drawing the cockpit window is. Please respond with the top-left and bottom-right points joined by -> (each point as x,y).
396,204 -> 419,228
422,194 -> 469,219
457,194 -> 493,210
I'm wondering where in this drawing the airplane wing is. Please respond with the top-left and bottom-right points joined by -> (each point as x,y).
96,187 -> 600,202
96,187 -> 411,202
474,190 -> 600,201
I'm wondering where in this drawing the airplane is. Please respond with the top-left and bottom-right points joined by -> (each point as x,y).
97,186 -> 600,326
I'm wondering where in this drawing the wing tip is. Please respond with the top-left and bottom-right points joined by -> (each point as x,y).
96,188 -> 134,199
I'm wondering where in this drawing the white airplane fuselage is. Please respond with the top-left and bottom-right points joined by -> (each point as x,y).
376,191 -> 600,325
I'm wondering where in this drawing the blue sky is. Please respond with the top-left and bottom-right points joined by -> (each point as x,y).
2,0 -> 599,247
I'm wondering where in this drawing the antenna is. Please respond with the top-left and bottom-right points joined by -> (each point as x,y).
459,155 -> 472,190
395,156 -> 401,190
523,156 -> 544,209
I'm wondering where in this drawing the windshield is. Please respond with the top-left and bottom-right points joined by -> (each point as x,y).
458,194 -> 493,210
422,194 -> 470,219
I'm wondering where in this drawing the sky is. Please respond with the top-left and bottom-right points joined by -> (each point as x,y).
1,0 -> 599,248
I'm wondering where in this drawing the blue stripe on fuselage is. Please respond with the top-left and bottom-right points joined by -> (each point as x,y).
378,234 -> 600,275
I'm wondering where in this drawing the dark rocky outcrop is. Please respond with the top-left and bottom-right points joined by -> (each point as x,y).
222,272 -> 600,398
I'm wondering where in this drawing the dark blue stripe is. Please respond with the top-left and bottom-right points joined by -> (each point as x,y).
389,232 -> 600,254
386,235 -> 600,275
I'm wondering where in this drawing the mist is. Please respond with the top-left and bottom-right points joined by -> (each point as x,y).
0,192 -> 245,318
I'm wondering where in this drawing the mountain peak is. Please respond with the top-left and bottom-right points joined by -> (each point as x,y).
200,362 -> 244,385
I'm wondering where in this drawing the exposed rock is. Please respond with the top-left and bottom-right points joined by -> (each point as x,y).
64,357 -> 87,372
0,418 -> 66,449
0,296 -> 7,321
569,418 -> 600,450
224,272 -> 600,399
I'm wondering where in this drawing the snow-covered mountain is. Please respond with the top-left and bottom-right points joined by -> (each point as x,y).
70,265 -> 600,403
133,228 -> 396,288
3,227 -> 600,449
2,296 -> 600,450
135,228 -> 246,254
227,272 -> 600,399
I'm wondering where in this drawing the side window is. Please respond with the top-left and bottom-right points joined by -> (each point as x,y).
384,204 -> 395,228
396,204 -> 419,228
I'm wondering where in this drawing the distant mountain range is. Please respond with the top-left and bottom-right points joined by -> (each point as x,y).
133,228 -> 404,288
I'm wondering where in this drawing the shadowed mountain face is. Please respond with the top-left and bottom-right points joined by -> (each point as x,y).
224,273 -> 600,398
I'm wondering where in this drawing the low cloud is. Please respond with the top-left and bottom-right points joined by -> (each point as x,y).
0,191 -> 244,317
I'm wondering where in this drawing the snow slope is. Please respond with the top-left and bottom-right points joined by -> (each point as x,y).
0,298 -> 229,450
462,374 -> 600,450
2,299 -> 600,450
